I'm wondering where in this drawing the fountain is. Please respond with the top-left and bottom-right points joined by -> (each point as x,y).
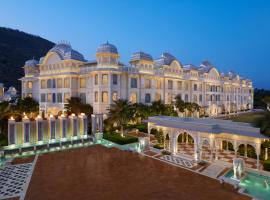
233,158 -> 245,180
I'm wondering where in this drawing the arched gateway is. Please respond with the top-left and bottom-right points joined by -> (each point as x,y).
147,116 -> 268,169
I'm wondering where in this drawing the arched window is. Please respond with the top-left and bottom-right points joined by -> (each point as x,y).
102,91 -> 108,103
112,91 -> 118,101
130,92 -> 137,104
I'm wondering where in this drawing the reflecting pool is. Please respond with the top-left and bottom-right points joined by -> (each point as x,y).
225,169 -> 270,200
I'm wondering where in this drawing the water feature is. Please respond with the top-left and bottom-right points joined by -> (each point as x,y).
224,169 -> 270,200
233,158 -> 245,180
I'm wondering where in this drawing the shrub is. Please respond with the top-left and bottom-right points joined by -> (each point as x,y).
263,160 -> 270,171
153,144 -> 164,149
0,134 -> 8,147
103,132 -> 138,145
161,150 -> 171,155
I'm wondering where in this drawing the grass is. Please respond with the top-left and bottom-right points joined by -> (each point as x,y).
225,111 -> 267,125
103,132 -> 138,145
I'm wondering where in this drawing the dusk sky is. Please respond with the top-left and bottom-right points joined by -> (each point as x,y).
0,0 -> 269,89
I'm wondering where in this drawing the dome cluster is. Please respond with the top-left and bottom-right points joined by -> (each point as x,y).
24,59 -> 39,67
96,41 -> 118,54
49,42 -> 85,62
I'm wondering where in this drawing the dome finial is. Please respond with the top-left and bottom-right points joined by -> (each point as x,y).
106,40 -> 109,44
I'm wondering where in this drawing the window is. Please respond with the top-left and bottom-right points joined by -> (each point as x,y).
184,82 -> 189,91
80,93 -> 86,103
95,91 -> 98,102
102,74 -> 108,85
27,81 -> 33,89
130,92 -> 137,103
194,84 -> 197,91
102,91 -> 108,103
80,78 -> 86,88
177,81 -> 182,90
95,74 -> 98,85
57,93 -> 62,103
194,95 -> 197,102
64,93 -> 70,103
52,93 -> 56,103
41,93 -> 46,102
112,91 -> 118,101
52,79 -> 56,88
155,93 -> 161,101
168,93 -> 173,103
131,78 -> 137,88
168,80 -> 173,89
64,78 -> 70,88
113,74 -> 118,85
47,93 -> 52,102
41,80 -> 46,89
47,79 -> 52,88
145,93 -> 151,103
57,78 -> 62,88
199,94 -> 203,102
145,79 -> 151,89
185,94 -> 188,102
156,80 -> 161,89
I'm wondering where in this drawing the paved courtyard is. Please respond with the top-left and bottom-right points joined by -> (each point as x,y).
174,143 -> 259,169
20,145 -> 249,200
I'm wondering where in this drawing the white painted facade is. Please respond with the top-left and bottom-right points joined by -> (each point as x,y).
20,42 -> 253,116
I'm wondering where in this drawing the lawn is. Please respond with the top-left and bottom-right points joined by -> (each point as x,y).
225,111 -> 267,125
103,132 -> 138,145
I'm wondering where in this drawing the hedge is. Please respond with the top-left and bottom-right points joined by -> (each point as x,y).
263,160 -> 270,171
103,132 -> 138,145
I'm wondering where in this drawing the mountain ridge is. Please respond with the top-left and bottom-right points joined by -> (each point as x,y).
0,27 -> 55,91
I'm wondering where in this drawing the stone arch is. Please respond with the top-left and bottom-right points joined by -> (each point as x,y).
222,140 -> 235,151
42,52 -> 63,65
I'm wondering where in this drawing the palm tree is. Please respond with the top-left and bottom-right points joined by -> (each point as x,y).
174,94 -> 185,114
65,97 -> 93,117
133,103 -> 150,123
107,99 -> 135,137
150,100 -> 167,116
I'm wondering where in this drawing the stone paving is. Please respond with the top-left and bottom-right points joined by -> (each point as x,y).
159,155 -> 197,168
176,143 -> 259,169
0,163 -> 33,199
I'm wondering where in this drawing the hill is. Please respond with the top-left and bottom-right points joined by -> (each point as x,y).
0,27 -> 54,91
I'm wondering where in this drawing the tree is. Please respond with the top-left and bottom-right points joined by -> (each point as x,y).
133,103 -> 150,123
254,111 -> 270,136
150,100 -> 167,116
107,99 -> 135,137
174,94 -> 185,113
155,129 -> 164,145
263,96 -> 270,111
16,97 -> 39,117
65,97 -> 93,117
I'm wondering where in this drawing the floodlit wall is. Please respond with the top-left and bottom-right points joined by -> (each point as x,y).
7,114 -> 88,146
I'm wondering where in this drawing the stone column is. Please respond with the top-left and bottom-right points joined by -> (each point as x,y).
244,144 -> 248,158
171,136 -> 178,155
59,114 -> 67,138
8,117 -> 16,145
256,143 -> 261,170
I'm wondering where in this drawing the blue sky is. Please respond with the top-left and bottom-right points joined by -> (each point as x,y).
0,0 -> 270,89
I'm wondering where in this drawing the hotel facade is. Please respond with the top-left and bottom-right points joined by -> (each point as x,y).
20,42 -> 253,116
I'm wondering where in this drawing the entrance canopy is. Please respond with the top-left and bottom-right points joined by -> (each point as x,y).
146,116 -> 268,139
